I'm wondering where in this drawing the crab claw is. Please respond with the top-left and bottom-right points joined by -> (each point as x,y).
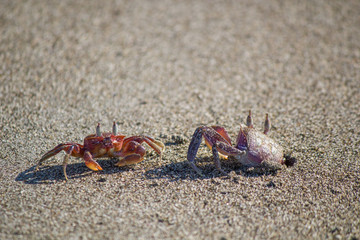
85,161 -> 103,171
84,151 -> 103,171
187,126 -> 246,175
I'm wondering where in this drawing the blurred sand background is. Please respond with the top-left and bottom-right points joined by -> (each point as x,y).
1,0 -> 359,239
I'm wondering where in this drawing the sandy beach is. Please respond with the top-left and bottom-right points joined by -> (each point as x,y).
1,1 -> 359,239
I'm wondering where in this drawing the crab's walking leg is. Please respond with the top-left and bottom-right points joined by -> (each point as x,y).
212,145 -> 228,175
114,141 -> 146,167
142,136 -> 165,158
187,127 -> 205,176
188,126 -> 247,175
204,126 -> 233,159
62,145 -> 75,181
187,126 -> 236,175
36,143 -> 82,171
114,135 -> 164,167
121,136 -> 165,156
213,141 -> 246,173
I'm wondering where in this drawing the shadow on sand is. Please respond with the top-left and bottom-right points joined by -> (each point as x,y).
144,157 -> 280,181
15,159 -> 127,184
16,155 -> 281,184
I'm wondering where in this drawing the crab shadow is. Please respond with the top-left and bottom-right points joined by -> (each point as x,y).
144,157 -> 280,181
15,159 -> 127,184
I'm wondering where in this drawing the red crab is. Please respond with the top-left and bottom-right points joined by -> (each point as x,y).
36,122 -> 165,181
187,111 -> 295,175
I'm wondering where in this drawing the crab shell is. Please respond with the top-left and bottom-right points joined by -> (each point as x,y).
235,123 -> 285,168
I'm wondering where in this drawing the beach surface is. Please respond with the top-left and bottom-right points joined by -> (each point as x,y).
1,1 -> 359,239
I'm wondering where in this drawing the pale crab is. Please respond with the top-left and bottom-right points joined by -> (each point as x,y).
36,122 -> 165,181
187,111 -> 295,175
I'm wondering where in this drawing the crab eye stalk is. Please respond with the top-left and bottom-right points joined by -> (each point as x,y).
113,121 -> 117,135
246,110 -> 253,128
96,123 -> 101,137
264,113 -> 270,134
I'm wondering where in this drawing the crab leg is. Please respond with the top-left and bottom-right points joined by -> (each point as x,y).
212,141 -> 245,156
204,126 -> 233,159
187,127 -> 204,163
188,126 -> 224,171
114,135 -> 164,167
122,136 -> 165,156
142,136 -> 165,157
212,145 -> 227,175
114,141 -> 146,167
210,126 -> 232,145
189,126 -> 230,154
187,126 -> 245,175
186,127 -> 205,175
36,143 -> 82,171
62,145 -> 75,181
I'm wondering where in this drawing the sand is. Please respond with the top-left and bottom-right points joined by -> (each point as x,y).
1,0 -> 359,239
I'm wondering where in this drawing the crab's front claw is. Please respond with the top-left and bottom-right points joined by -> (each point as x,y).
85,160 -> 103,171
84,151 -> 103,171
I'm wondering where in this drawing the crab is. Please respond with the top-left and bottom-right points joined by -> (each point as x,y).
187,110 -> 295,175
36,122 -> 165,181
